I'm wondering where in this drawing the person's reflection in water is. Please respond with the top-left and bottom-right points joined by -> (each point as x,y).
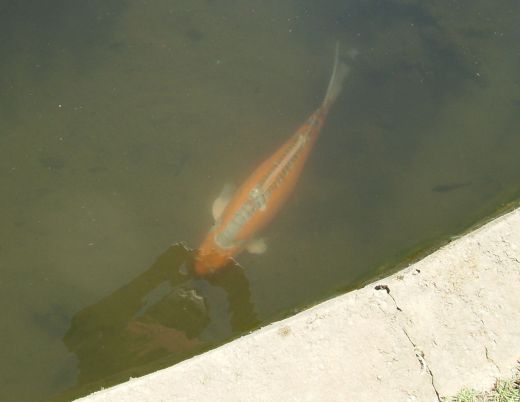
58,242 -> 260,399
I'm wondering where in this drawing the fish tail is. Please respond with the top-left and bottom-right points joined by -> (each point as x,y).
323,42 -> 352,107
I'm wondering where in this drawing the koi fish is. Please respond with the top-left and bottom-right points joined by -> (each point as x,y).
195,43 -> 351,276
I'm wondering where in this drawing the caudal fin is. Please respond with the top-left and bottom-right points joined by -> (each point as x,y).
323,42 -> 352,107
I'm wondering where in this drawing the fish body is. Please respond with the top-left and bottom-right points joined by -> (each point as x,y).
195,44 -> 350,276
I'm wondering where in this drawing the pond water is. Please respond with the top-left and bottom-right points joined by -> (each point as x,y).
0,0 -> 519,400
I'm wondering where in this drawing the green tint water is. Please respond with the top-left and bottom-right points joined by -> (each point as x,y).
0,0 -> 519,400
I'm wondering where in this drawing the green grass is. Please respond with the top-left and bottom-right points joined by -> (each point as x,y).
443,365 -> 520,402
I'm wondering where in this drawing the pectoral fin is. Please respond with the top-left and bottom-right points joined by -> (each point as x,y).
246,238 -> 267,254
212,181 -> 236,221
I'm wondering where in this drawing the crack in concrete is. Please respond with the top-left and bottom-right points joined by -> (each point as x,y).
401,325 -> 442,402
375,285 -> 442,402
485,346 -> 500,371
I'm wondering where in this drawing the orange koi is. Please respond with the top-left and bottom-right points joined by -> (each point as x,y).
195,43 -> 351,276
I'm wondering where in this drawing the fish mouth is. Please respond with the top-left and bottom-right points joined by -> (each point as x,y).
194,259 -> 215,277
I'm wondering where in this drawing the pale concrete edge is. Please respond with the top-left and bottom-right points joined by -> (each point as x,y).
74,207 -> 520,402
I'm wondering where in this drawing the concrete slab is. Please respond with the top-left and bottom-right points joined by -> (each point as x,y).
74,208 -> 520,402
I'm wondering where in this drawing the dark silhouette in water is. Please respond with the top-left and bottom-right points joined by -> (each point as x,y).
432,181 -> 472,193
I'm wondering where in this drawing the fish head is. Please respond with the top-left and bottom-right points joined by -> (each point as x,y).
195,245 -> 234,276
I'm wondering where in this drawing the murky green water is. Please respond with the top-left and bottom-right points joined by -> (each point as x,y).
1,0 -> 519,400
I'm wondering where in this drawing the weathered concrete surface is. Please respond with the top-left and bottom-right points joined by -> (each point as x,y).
75,208 -> 520,402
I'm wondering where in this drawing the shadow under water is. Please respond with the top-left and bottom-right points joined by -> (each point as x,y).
44,243 -> 260,402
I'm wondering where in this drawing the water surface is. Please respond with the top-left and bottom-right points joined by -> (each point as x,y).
0,0 -> 519,400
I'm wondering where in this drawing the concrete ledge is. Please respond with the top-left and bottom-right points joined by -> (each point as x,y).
75,208 -> 520,402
